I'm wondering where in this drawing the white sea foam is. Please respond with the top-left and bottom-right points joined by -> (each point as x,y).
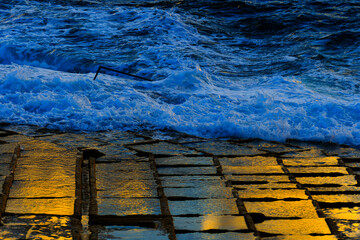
0,64 -> 360,146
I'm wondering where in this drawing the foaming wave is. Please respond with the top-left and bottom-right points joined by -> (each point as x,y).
1,64 -> 360,147
0,44 -> 98,73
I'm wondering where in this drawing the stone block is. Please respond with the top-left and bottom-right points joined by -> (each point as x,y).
0,176 -> 6,188
220,156 -> 278,166
160,176 -> 225,188
244,200 -> 319,218
282,157 -> 339,166
97,180 -> 158,198
287,166 -> 348,175
228,175 -> 291,183
96,198 -> 161,216
98,170 -> 154,181
0,153 -> 13,165
223,166 -> 284,175
296,175 -> 357,186
164,186 -> 233,199
96,161 -> 152,172
168,199 -> 239,216
96,144 -> 137,157
0,163 -> 11,176
9,180 -> 75,198
38,133 -> 103,149
155,156 -> 213,166
312,194 -> 360,203
246,141 -> 300,154
6,198 -> 74,215
256,219 -> 331,235
0,135 -> 31,143
128,142 -> 198,155
173,215 -> 248,231
344,162 -> 360,168
281,148 -> 326,158
233,182 -> 298,189
0,143 -> 17,154
326,147 -> 360,159
96,154 -> 148,163
14,166 -> 75,182
185,141 -> 264,156
238,189 -> 308,200
18,140 -> 77,167
157,166 -> 217,176
96,162 -> 154,180
89,131 -> 144,144
308,186 -> 360,192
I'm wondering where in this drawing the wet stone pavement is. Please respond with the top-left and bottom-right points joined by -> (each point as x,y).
0,127 -> 359,239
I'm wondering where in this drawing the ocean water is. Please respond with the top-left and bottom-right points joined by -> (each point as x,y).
0,0 -> 360,146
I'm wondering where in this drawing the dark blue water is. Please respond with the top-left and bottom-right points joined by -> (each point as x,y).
0,0 -> 360,146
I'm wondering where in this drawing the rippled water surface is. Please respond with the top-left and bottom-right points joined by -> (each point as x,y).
1,0 -> 360,145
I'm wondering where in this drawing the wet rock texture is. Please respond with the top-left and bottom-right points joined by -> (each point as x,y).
0,127 -> 359,239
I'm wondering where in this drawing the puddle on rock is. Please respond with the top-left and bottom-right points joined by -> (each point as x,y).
176,232 -> 257,240
323,207 -> 360,220
97,226 -> 168,240
333,220 -> 360,238
0,215 -> 73,239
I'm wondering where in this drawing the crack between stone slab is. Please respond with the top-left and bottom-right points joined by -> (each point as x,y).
73,149 -> 96,240
86,150 -> 173,239
277,157 -> 342,238
0,144 -> 20,222
81,152 -> 98,240
212,156 -> 259,237
149,153 -> 177,240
